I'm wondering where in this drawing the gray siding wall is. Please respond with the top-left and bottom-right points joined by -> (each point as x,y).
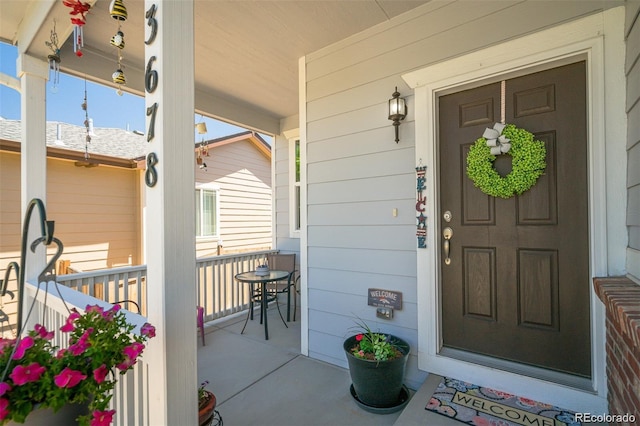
303,0 -> 621,388
627,1 -> 640,281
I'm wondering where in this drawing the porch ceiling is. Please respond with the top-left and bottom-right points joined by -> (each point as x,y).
1,0 -> 430,134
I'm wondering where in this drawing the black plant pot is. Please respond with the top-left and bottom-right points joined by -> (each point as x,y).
343,334 -> 410,409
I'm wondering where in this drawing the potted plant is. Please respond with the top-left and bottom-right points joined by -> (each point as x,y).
198,380 -> 217,426
343,318 -> 410,412
0,304 -> 155,425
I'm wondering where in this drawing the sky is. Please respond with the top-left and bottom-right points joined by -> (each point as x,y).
0,42 -> 263,142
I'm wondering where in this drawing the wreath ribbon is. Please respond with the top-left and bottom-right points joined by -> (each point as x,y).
483,123 -> 511,155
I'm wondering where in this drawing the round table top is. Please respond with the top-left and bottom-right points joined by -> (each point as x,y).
235,270 -> 289,283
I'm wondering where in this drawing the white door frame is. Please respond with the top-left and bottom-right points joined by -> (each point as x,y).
403,7 -> 626,414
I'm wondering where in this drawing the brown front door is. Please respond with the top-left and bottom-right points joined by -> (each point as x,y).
438,62 -> 590,378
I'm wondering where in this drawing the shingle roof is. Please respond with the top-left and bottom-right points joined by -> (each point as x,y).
0,118 -> 147,159
0,119 -> 271,161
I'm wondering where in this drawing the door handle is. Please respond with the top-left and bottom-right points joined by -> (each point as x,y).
443,227 -> 453,265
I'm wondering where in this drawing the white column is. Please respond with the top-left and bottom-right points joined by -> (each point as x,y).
17,54 -> 48,285
143,1 -> 197,425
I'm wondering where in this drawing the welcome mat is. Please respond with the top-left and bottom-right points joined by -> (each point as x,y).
425,377 -> 581,426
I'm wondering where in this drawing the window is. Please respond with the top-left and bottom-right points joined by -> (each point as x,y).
290,138 -> 301,235
195,188 -> 219,238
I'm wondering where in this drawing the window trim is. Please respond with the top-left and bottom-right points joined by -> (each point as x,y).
288,136 -> 301,238
195,184 -> 220,240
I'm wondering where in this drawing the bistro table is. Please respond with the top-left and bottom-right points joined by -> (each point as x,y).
235,270 -> 289,340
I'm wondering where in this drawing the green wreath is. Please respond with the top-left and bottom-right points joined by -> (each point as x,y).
466,124 -> 546,199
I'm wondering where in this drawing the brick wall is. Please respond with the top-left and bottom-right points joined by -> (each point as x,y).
593,277 -> 640,420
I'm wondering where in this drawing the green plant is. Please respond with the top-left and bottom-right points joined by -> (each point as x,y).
466,124 -> 546,198
0,304 -> 155,426
349,319 -> 405,362
198,380 -> 211,409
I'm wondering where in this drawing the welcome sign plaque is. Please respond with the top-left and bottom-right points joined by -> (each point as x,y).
367,288 -> 402,310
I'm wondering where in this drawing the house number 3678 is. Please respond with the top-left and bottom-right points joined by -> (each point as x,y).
145,3 -> 159,188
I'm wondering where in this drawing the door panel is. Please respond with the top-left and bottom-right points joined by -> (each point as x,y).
438,62 -> 590,378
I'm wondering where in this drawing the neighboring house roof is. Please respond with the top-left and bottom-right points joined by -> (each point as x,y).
0,119 -> 271,167
194,130 -> 271,159
0,118 -> 148,159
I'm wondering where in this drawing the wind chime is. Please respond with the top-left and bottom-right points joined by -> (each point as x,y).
196,121 -> 209,169
109,0 -> 128,95
62,0 -> 91,57
82,78 -> 91,160
45,21 -> 61,92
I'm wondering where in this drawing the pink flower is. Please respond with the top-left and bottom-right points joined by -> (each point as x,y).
355,334 -> 363,342
0,382 -> 11,396
0,398 -> 9,421
56,348 -> 68,359
116,342 -> 145,370
0,339 -> 15,355
141,323 -> 156,338
93,364 -> 108,384
34,324 -> 54,340
10,362 -> 46,385
101,305 -> 120,322
12,336 -> 34,360
69,329 -> 93,355
90,409 -> 115,426
60,311 -> 81,332
85,304 -> 104,315
54,367 -> 87,388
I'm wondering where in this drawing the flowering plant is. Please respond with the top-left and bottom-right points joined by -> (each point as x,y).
0,304 -> 155,426
349,319 -> 405,362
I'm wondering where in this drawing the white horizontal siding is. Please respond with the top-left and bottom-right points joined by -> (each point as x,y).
302,0 -> 619,389
627,1 -> 640,276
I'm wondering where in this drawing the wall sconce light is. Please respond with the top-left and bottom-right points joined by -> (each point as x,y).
388,87 -> 407,143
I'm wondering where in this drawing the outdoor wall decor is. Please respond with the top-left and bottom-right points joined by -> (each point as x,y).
466,123 -> 546,199
416,165 -> 427,248
144,3 -> 159,188
45,21 -> 61,92
62,0 -> 91,57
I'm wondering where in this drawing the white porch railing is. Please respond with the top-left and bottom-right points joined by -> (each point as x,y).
57,249 -> 277,322
23,280 -> 150,426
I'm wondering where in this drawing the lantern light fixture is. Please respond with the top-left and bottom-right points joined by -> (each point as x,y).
388,86 -> 407,143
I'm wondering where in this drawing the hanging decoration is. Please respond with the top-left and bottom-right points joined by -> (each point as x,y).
109,0 -> 128,95
109,0 -> 128,21
466,123 -> 546,199
416,165 -> 427,249
62,0 -> 91,57
44,21 -> 61,92
81,78 -> 91,160
196,119 -> 209,170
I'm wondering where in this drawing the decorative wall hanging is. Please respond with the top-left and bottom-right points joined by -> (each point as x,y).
416,165 -> 427,248
45,21 -> 61,92
62,0 -> 91,57
466,123 -> 546,199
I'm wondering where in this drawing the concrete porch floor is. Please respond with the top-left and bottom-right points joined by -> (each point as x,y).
196,303 -> 457,426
